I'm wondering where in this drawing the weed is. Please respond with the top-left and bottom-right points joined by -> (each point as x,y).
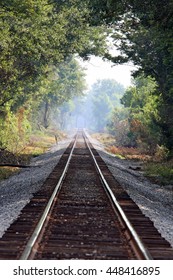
0,167 -> 20,180
0,130 -> 65,181
144,162 -> 173,185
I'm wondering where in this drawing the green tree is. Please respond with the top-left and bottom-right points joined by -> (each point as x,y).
0,0 -> 110,150
32,56 -> 86,129
89,79 -> 124,131
121,75 -> 161,152
87,0 -> 173,152
107,107 -> 130,146
0,0 -> 108,113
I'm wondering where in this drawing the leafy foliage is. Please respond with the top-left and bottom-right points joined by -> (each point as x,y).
0,0 -> 108,112
121,2 -> 173,151
52,79 -> 125,131
1,0 -> 173,156
36,57 -> 87,128
88,79 -> 125,131
120,75 -> 162,153
0,1 -> 107,150
87,0 -> 173,152
107,107 -> 131,146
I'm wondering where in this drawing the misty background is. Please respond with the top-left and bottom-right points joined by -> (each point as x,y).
51,78 -> 125,133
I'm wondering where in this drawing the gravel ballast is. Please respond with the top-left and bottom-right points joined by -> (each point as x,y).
0,132 -> 173,250
0,137 -> 72,237
87,133 -> 173,248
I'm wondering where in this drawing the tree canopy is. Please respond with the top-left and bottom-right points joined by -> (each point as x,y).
86,0 -> 173,152
101,1 -> 173,151
0,0 -> 107,112
90,79 -> 124,131
0,0 -> 173,153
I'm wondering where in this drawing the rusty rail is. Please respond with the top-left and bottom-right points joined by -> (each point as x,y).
20,130 -> 153,260
20,133 -> 78,260
84,130 -> 153,260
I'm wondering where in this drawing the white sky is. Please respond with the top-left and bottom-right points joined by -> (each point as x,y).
78,56 -> 136,89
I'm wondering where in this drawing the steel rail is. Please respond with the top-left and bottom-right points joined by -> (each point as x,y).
83,130 -> 153,260
20,133 -> 78,260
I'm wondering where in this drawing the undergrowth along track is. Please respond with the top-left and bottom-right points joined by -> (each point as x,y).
0,130 -> 173,260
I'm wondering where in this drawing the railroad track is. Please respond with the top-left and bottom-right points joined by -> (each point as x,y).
0,130 -> 173,260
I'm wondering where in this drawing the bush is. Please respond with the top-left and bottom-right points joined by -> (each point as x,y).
0,108 -> 31,153
154,145 -> 169,161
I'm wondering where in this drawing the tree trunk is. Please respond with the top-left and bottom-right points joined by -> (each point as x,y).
43,100 -> 49,129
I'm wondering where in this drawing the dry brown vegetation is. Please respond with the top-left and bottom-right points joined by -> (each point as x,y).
92,133 -> 151,160
105,145 -> 151,161
0,130 -> 65,180
92,132 -> 173,185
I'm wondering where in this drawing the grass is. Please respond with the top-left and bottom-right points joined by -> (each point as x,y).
144,161 -> 173,185
92,133 -> 115,145
107,143 -> 173,185
0,130 -> 65,181
92,132 -> 173,185
92,133 -> 150,160
105,145 -> 151,161
25,135 -> 56,157
0,167 -> 20,180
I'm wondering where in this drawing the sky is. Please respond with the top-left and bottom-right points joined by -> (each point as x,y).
78,56 -> 136,89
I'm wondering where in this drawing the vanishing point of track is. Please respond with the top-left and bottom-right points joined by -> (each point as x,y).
0,130 -> 173,260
